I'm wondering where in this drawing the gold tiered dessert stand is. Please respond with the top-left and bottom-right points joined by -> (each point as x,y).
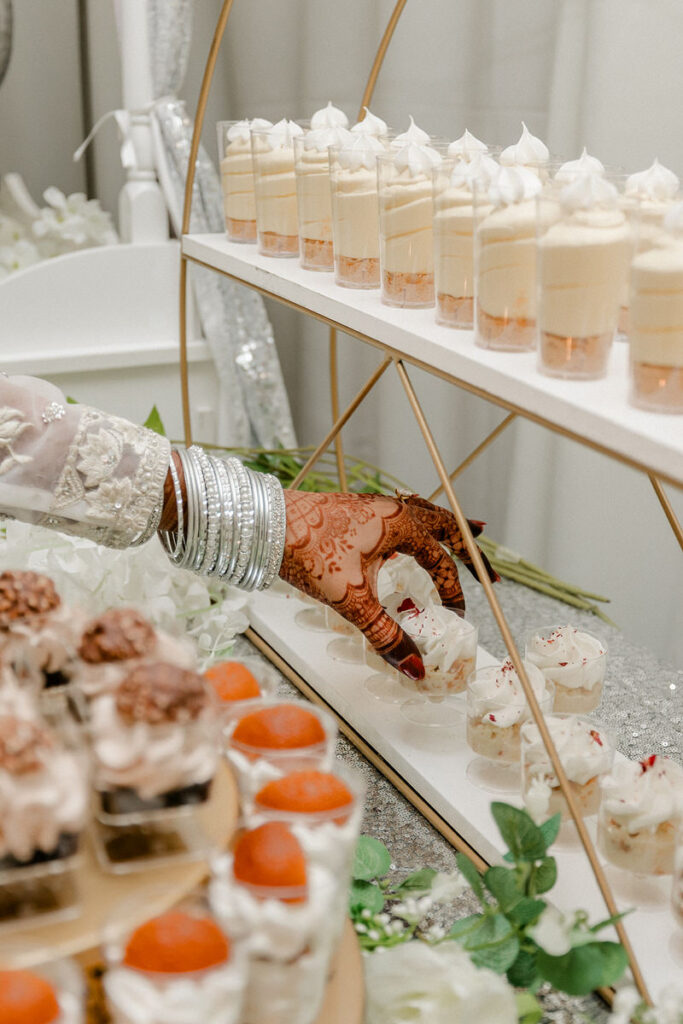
178,0 -> 683,1009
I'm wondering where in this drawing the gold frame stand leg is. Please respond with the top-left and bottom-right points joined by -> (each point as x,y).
650,474 -> 683,552
429,412 -> 516,503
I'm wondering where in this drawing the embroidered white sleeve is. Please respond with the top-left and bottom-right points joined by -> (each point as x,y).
0,374 -> 171,548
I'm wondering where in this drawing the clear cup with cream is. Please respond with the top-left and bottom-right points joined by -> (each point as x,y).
294,104 -> 349,271
251,119 -> 306,257
524,624 -> 607,713
217,119 -> 271,243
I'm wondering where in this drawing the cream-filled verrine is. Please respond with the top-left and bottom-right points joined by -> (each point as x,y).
217,118 -> 271,242
378,119 -> 442,307
330,132 -> 386,289
525,624 -> 607,713
538,174 -> 631,378
598,755 -> 683,876
251,119 -> 304,257
466,658 -> 554,763
294,104 -> 349,271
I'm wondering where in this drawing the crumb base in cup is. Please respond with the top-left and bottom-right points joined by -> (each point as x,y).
476,304 -> 535,350
382,270 -> 434,308
527,774 -> 601,821
539,330 -> 612,379
225,216 -> 257,243
466,719 -> 523,762
631,362 -> 683,413
258,230 -> 299,257
552,681 -> 603,713
437,293 -> 474,328
301,237 -> 334,270
335,255 -> 380,288
598,814 -> 677,876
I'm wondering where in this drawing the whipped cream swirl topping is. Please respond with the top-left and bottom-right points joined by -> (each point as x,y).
105,962 -> 244,1024
390,115 -> 431,149
526,625 -> 605,690
310,101 -> 349,130
555,148 -> 605,183
500,123 -> 549,167
262,118 -> 304,149
488,165 -> 542,206
626,158 -> 680,201
227,117 -> 272,143
377,553 -> 439,610
469,658 -> 550,727
600,755 -> 683,833
303,124 -> 351,153
392,141 -> 441,176
522,717 -> 614,786
350,107 -> 388,137
560,172 -> 619,211
450,153 -> 500,191
448,129 -> 489,160
335,131 -> 386,171
390,599 -> 476,676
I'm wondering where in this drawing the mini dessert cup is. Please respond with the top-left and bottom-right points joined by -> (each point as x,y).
521,715 -> 615,822
103,894 -> 246,1024
524,624 -> 607,713
205,654 -> 280,722
217,119 -> 266,243
465,658 -> 554,793
223,699 -> 337,802
293,129 -> 346,271
251,119 -> 306,257
329,135 -> 386,289
400,616 -> 478,729
0,959 -> 85,1023
0,714 -> 88,931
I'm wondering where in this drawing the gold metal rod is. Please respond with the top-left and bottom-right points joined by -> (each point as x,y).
394,358 -> 652,1006
289,357 -> 392,490
649,475 -> 683,551
178,0 -> 236,446
428,412 -> 517,502
245,626 -> 488,873
329,328 -> 348,490
183,252 -> 683,492
358,0 -> 409,118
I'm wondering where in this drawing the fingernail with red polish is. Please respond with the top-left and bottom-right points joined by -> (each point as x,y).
398,654 -> 425,681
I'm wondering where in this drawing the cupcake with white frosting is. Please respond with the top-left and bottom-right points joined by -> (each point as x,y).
525,624 -> 607,713
294,104 -> 349,270
251,119 -> 305,257
521,715 -> 614,821
217,118 -> 272,242
598,755 -> 683,876
466,658 -> 554,762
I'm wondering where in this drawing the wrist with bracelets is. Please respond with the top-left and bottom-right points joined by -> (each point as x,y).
158,447 -> 286,591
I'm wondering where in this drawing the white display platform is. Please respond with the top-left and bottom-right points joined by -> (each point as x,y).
248,584 -> 680,997
183,234 -> 683,488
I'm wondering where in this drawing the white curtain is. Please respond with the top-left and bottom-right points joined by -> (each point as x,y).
212,0 -> 682,666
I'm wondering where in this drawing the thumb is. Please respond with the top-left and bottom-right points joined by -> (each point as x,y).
338,598 -> 425,683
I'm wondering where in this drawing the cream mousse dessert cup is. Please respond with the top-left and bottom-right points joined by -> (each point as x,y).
433,153 -> 499,328
210,823 -> 339,1024
378,126 -> 443,308
217,119 -> 271,243
223,698 -> 338,802
329,134 -> 387,289
293,104 -> 349,271
629,202 -> 683,413
524,624 -> 607,713
474,165 -> 550,351
103,894 -> 247,1024
0,713 -> 89,931
537,174 -> 632,379
0,959 -> 85,1024
465,658 -> 554,793
521,715 -> 615,823
251,119 -> 306,257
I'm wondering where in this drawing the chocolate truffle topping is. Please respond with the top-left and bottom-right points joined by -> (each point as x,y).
79,608 -> 155,664
116,662 -> 209,725
0,714 -> 54,775
0,570 -> 60,628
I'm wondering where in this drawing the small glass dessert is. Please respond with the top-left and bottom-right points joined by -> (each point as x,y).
0,960 -> 84,1023
210,822 -> 338,1024
537,174 -> 631,379
223,700 -> 337,800
466,658 -> 554,792
521,715 -> 615,821
294,103 -> 349,270
499,123 -> 551,179
251,119 -> 304,257
629,201 -> 683,413
204,654 -> 280,721
217,118 -> 272,243
433,152 -> 499,328
524,624 -> 607,713
0,714 -> 88,930
104,900 -> 246,1024
378,120 -> 443,308
329,132 -> 386,289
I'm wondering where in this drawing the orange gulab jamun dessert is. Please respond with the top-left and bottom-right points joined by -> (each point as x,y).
233,822 -> 307,898
231,704 -> 325,752
123,910 -> 231,974
0,970 -> 61,1024
254,771 -> 353,816
205,662 -> 262,703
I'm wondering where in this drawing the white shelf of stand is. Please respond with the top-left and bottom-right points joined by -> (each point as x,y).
183,233 -> 683,488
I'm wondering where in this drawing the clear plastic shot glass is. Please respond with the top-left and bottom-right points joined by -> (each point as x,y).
216,119 -> 261,243
251,120 -> 306,257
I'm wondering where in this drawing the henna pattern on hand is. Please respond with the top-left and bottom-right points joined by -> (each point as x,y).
280,491 -> 498,680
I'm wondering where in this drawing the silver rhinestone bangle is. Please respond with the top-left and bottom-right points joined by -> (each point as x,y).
261,473 -> 287,589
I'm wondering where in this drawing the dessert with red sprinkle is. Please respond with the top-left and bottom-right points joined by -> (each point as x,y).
525,624 -> 607,713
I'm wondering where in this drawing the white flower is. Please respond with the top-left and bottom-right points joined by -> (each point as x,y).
611,987 -> 643,1024
528,904 -> 578,956
364,941 -> 517,1024
0,213 -> 27,247
76,428 -> 123,487
32,188 -> 118,257
0,238 -> 41,274
610,984 -> 683,1024
524,776 -> 552,823
430,871 -> 467,903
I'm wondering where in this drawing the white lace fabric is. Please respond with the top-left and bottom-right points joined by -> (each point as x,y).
0,374 -> 170,548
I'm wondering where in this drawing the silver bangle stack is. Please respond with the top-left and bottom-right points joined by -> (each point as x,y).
159,446 -> 286,591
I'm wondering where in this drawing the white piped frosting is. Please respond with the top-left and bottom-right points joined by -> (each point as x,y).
104,961 -> 245,1024
500,123 -> 549,167
468,659 -> 551,727
488,165 -> 542,206
393,141 -> 441,177
391,600 -> 477,680
521,717 -> 614,786
390,116 -> 431,149
263,119 -> 304,149
227,118 -> 272,143
350,108 -> 388,137
450,153 -> 500,191
626,158 -> 680,201
526,625 -> 606,691
448,130 -> 489,160
335,131 -> 386,171
600,756 -> 683,833
310,101 -> 349,130
303,125 -> 350,153
555,148 -> 605,183
560,172 -> 619,211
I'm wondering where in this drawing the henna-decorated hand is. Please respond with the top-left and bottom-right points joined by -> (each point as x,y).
279,491 -> 498,682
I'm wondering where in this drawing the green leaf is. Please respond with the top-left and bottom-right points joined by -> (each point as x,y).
515,991 -> 543,1024
352,836 -> 391,881
470,933 -> 520,973
589,909 -> 633,933
530,857 -> 557,895
491,803 -> 548,863
143,404 -> 167,437
537,941 -> 629,995
507,898 -> 546,927
455,852 -> 485,904
484,866 -> 523,911
349,880 -> 385,915
450,912 -> 520,973
66,395 -> 78,404
507,947 -> 540,989
393,868 -> 437,894
538,813 -> 562,850
447,913 -> 486,941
